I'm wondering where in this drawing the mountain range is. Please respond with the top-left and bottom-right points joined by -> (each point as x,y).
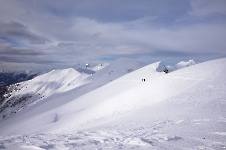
0,58 -> 225,150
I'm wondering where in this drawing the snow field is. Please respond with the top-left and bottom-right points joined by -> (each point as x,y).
0,58 -> 226,149
51,60 -> 219,133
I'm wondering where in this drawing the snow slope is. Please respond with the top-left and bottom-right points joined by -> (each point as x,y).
83,58 -> 146,87
0,58 -> 226,150
0,58 -> 145,121
0,68 -> 90,120
22,68 -> 90,95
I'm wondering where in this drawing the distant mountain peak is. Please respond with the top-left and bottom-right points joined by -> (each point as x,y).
91,63 -> 109,72
156,61 -> 168,72
176,59 -> 196,69
72,62 -> 109,74
166,59 -> 196,72
0,69 -> 50,87
72,63 -> 95,75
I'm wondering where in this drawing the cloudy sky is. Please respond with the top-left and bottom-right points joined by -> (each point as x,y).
0,0 -> 226,71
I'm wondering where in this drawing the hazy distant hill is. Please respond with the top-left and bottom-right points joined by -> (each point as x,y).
0,69 -> 50,87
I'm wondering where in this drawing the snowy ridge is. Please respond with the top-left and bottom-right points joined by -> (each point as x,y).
91,63 -> 109,72
48,60 -> 208,132
24,68 -> 90,94
167,59 -> 196,72
176,59 -> 196,69
83,58 -> 146,87
72,64 -> 95,75
72,62 -> 109,75
19,69 -> 50,76
0,58 -> 226,150
0,58 -> 145,121
155,61 -> 168,72
0,68 -> 90,120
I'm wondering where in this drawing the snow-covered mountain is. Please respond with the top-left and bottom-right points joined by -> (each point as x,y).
167,59 -> 196,72
72,62 -> 109,74
83,58 -> 146,86
91,63 -> 109,72
72,63 -> 95,75
0,63 -> 109,88
0,68 -> 90,120
0,69 -> 50,87
0,58 -> 145,121
0,58 -> 225,150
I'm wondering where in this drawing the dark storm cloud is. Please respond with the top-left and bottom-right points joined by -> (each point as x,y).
0,20 -> 50,44
0,47 -> 45,56
0,40 -> 46,56
0,55 -> 60,64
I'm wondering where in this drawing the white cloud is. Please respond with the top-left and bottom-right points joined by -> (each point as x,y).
0,0 -> 225,70
189,0 -> 226,17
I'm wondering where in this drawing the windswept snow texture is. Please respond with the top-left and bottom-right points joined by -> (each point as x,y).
0,58 -> 226,150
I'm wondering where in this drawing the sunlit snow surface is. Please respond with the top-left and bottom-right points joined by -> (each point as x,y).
0,58 -> 226,150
